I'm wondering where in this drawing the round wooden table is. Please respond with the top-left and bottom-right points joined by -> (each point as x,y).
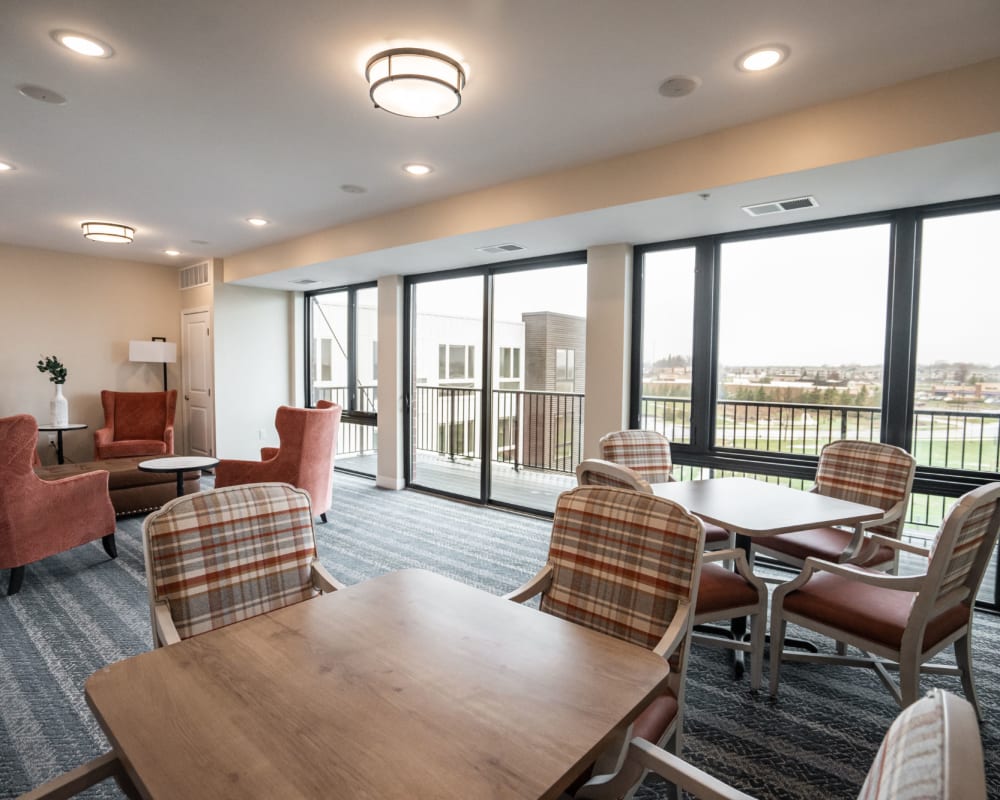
138,456 -> 219,497
37,422 -> 88,464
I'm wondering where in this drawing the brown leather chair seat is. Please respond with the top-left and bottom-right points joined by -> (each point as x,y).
782,570 -> 969,651
761,526 -> 894,567
695,562 -> 761,615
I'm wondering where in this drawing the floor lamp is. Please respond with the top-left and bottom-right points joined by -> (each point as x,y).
129,337 -> 177,391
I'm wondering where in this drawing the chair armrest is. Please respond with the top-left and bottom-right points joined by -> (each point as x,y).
94,427 -> 113,448
859,532 -> 930,558
260,446 -> 279,461
503,565 -> 553,602
775,557 -> 927,602
214,457 -> 277,487
702,549 -> 766,591
618,739 -> 758,800
311,561 -> 345,593
652,599 -> 693,659
154,601 -> 181,646
163,424 -> 175,455
16,752 -> 128,800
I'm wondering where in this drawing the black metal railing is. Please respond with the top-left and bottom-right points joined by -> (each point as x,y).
312,386 -> 378,458
716,399 -> 882,454
411,386 -> 586,474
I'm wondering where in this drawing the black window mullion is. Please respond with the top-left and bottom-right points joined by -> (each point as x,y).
481,273 -> 493,504
347,288 -> 358,413
688,237 -> 717,455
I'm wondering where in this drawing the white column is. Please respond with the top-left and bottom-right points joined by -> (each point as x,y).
584,244 -> 632,458
376,275 -> 406,489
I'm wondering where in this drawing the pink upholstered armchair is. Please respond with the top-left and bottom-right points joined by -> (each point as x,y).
1,414 -> 117,595
94,390 -> 177,459
214,402 -> 342,521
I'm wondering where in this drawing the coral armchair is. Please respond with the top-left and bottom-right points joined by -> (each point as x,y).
214,403 -> 342,521
94,390 -> 177,459
1,414 -> 116,595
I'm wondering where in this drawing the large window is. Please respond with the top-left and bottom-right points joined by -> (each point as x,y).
716,224 -> 891,455
632,197 -> 1000,610
406,255 -> 587,512
307,283 -> 378,475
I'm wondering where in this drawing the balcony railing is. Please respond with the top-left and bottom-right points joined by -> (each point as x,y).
312,386 -> 378,458
412,386 -> 585,474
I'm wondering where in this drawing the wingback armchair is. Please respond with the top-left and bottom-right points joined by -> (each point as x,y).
94,390 -> 177,459
1,414 -> 117,595
214,402 -> 342,521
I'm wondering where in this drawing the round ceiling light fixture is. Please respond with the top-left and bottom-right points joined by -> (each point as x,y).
402,163 -> 433,176
0,161 -> 16,172
365,48 -> 467,118
164,249 -> 181,257
737,45 -> 789,72
51,30 -> 114,58
82,221 -> 134,244
246,217 -> 269,226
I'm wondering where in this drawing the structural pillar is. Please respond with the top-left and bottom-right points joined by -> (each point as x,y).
376,275 -> 406,489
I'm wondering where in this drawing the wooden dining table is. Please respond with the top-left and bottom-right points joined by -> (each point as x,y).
651,477 -> 884,672
85,568 -> 672,800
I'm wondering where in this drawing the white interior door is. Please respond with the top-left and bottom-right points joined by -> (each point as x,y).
182,308 -> 215,457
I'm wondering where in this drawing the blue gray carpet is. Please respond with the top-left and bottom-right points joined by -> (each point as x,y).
1,472 -> 998,799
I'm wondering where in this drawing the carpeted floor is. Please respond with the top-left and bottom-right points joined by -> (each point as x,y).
1,472 -> 998,799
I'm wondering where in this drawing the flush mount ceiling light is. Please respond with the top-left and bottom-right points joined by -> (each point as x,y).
737,45 -> 789,72
365,48 -> 467,118
402,163 -> 433,176
51,30 -> 114,58
0,161 -> 15,172
246,217 -> 269,226
164,249 -> 181,257
81,221 -> 134,243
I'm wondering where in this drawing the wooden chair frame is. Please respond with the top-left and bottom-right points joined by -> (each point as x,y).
769,482 -> 1000,718
15,752 -> 140,800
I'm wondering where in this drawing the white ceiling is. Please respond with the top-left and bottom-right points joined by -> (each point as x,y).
3,0 -> 1000,282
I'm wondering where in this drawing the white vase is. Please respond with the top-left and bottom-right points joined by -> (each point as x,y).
50,384 -> 68,426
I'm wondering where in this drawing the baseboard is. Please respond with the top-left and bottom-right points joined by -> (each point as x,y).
375,475 -> 405,490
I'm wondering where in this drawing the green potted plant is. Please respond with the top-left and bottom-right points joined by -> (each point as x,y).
36,355 -> 69,425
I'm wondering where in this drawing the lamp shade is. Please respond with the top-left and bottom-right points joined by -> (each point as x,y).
129,340 -> 176,363
82,221 -> 135,243
365,48 -> 466,118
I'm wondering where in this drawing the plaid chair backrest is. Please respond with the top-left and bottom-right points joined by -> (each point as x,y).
930,484 -> 1000,601
600,430 -> 673,484
144,483 -> 319,640
576,459 -> 653,493
540,486 -> 703,651
857,689 -> 947,800
815,440 -> 915,537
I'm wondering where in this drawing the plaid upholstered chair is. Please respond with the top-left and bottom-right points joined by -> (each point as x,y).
599,430 -> 733,552
576,459 -> 768,690
576,689 -> 985,800
505,484 -> 704,792
752,440 -> 916,572
769,482 -> 1000,718
142,482 -> 344,647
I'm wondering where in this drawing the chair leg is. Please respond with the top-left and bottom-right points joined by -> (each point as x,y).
102,534 -> 118,559
320,513 -> 328,524
749,610 -> 765,692
7,566 -> 25,595
954,633 -> 982,721
899,654 -> 920,709
769,615 -> 787,697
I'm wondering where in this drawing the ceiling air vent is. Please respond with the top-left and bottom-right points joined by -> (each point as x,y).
742,196 -> 819,217
179,260 -> 212,290
476,242 -> 526,255
292,278 -> 320,285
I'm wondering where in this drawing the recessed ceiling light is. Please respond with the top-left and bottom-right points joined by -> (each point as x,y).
81,221 -> 134,244
737,45 -> 789,72
51,30 -> 114,58
402,163 -> 433,176
164,249 -> 181,257
17,84 -> 68,105
246,217 -> 269,227
0,161 -> 15,172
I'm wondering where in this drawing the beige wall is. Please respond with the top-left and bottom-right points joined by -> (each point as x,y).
225,57 -> 1000,282
212,280 -> 295,460
0,243 -> 181,465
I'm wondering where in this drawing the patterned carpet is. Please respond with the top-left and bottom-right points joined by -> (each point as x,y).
1,472 -> 998,799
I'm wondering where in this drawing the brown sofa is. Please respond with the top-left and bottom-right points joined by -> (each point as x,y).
35,456 -> 201,517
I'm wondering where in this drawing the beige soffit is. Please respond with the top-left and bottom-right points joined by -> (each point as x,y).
225,57 -> 1000,283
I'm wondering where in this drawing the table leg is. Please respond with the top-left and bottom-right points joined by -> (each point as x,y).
175,471 -> 185,497
56,430 -> 65,464
730,534 -> 751,679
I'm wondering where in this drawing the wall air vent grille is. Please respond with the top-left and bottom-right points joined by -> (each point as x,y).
476,242 -> 526,254
292,278 -> 320,285
742,196 -> 818,217
179,260 -> 212,290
